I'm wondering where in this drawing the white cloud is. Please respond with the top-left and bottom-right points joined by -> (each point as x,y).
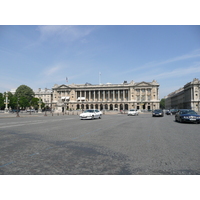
154,63 -> 200,79
121,49 -> 200,75
45,66 -> 62,76
37,25 -> 94,43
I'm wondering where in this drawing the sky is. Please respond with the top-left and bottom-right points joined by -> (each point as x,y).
0,25 -> 200,99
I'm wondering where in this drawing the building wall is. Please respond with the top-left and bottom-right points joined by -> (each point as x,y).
51,80 -> 160,112
34,88 -> 52,108
165,78 -> 200,112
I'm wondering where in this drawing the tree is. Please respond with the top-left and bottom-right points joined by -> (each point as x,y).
0,93 -> 4,109
160,98 -> 165,109
15,85 -> 34,109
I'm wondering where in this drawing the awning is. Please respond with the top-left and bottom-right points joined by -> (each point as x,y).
78,97 -> 85,101
61,96 -> 70,100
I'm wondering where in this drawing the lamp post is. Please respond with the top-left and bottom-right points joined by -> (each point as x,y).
4,91 -> 10,113
16,97 -> 20,117
38,97 -> 42,113
44,101 -> 47,116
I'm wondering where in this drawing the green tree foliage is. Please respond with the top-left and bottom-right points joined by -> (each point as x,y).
15,85 -> 34,109
160,98 -> 165,109
15,85 -> 34,101
31,97 -> 39,110
0,93 -> 4,109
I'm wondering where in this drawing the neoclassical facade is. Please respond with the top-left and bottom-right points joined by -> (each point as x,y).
51,80 -> 160,112
165,78 -> 200,112
34,88 -> 52,108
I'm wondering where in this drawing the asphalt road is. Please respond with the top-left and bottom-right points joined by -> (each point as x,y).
0,112 -> 199,175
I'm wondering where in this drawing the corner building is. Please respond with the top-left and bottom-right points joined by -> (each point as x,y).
165,78 -> 200,112
51,80 -> 160,112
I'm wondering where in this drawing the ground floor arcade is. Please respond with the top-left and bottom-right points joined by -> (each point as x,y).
52,101 -> 159,112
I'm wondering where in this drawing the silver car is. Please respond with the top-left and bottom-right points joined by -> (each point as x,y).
127,109 -> 138,116
79,109 -> 102,120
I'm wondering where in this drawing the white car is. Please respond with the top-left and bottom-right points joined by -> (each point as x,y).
127,109 -> 138,116
79,109 -> 102,120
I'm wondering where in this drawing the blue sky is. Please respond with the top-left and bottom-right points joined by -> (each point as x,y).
0,25 -> 200,99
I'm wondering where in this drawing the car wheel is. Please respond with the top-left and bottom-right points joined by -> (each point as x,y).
179,118 -> 183,123
92,115 -> 94,120
99,115 -> 101,119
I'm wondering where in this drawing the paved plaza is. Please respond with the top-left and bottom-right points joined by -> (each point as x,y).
0,112 -> 200,175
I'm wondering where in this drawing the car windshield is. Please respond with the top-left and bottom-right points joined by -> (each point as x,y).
84,110 -> 95,113
130,109 -> 135,111
181,110 -> 197,115
154,110 -> 162,112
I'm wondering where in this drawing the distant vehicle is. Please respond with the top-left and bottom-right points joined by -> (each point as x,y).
11,109 -> 20,113
170,109 -> 178,115
26,109 -> 36,112
165,110 -> 171,115
79,109 -> 102,120
152,109 -> 164,117
175,109 -> 200,123
127,109 -> 138,116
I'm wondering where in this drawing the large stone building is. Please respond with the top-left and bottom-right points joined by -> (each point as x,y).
165,78 -> 200,112
51,80 -> 160,112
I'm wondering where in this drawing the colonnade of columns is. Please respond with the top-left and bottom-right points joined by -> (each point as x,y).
76,89 -> 129,102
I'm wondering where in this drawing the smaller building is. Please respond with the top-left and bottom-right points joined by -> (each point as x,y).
165,78 -> 200,112
34,88 -> 52,108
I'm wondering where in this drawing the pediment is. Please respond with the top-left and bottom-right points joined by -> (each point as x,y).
57,84 -> 70,89
135,81 -> 152,87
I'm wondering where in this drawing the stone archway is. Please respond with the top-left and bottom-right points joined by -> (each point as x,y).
100,104 -> 103,110
81,104 -> 84,110
110,104 -> 113,110
105,104 -> 108,110
125,104 -> 128,110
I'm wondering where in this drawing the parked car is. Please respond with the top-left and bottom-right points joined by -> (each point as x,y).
11,109 -> 20,113
26,109 -> 36,113
127,109 -> 138,116
152,109 -> 164,117
175,109 -> 200,123
79,109 -> 102,120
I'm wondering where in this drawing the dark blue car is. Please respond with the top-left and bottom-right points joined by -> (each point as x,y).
175,109 -> 200,123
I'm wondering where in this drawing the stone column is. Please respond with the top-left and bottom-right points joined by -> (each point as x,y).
98,90 -> 100,101
89,90 -> 91,101
108,90 -> 110,101
103,90 -> 105,102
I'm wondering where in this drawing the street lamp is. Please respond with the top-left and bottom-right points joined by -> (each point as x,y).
4,91 -> 10,113
38,96 -> 42,113
16,97 -> 20,117
44,101 -> 47,116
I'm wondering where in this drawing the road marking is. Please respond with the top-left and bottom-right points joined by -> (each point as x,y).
0,118 -> 73,129
0,161 -> 15,168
